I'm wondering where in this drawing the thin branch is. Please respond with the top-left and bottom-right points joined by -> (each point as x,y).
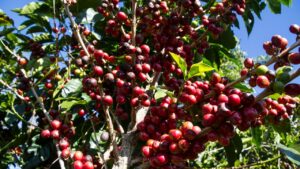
20,69 -> 66,169
90,118 -> 108,169
104,106 -> 119,158
231,155 -> 281,169
0,79 -> 25,100
131,0 -> 137,46
0,39 -> 19,59
97,79 -> 119,160
62,1 -> 90,57
111,108 -> 125,134
131,0 -> 137,64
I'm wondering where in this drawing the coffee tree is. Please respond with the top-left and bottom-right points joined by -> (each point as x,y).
0,0 -> 300,168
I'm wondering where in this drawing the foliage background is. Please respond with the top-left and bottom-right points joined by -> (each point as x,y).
0,0 -> 299,169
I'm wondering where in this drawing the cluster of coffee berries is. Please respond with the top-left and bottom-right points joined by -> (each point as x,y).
242,58 -> 275,88
28,40 -> 45,59
72,151 -> 95,169
40,118 -> 74,156
97,0 -> 119,18
52,26 -> 67,34
141,122 -> 206,168
137,99 -> 206,168
263,35 -> 288,56
260,96 -> 297,123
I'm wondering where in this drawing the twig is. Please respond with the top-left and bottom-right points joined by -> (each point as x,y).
104,106 -> 119,158
111,109 -> 125,134
0,79 -> 25,100
62,1 -> 90,57
90,118 -> 108,169
0,39 -> 19,59
231,155 -> 281,169
20,69 -> 66,169
10,102 -> 41,130
131,0 -> 137,64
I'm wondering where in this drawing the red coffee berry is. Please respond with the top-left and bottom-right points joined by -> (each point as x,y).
243,107 -> 258,121
117,11 -> 128,21
51,119 -> 62,129
256,75 -> 270,88
211,72 -> 221,84
78,109 -> 85,117
74,161 -> 83,169
41,129 -> 51,138
202,113 -> 216,127
202,103 -> 214,115
83,161 -> 94,169
93,66 -> 103,76
51,129 -> 60,139
244,58 -> 254,68
133,86 -> 144,95
289,24 -> 300,34
73,151 -> 84,161
140,44 -> 150,54
228,94 -> 241,107
288,52 -> 300,64
59,139 -> 70,150
142,146 -> 152,158
154,154 -> 168,166
142,63 -> 151,73
218,94 -> 229,103
18,57 -> 28,66
61,148 -> 70,159
103,95 -> 113,105
178,139 -> 190,151
169,129 -> 182,141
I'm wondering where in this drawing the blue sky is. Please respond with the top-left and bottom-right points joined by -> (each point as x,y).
1,0 -> 299,85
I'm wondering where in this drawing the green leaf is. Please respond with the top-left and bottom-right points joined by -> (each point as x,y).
251,127 -> 262,147
277,143 -> 300,166
0,9 -> 14,26
26,57 -> 52,74
249,1 -> 265,19
224,134 -> 243,166
81,93 -> 92,103
187,62 -> 214,79
18,20 -> 35,31
266,0 -> 282,14
242,10 -> 255,35
13,2 -> 43,15
268,93 -> 282,100
154,89 -> 167,100
75,8 -> 102,24
61,100 -> 87,111
279,0 -> 292,6
233,83 -> 254,93
169,52 -> 187,79
69,0 -> 102,15
33,33 -> 53,43
0,133 -> 28,154
61,79 -> 83,98
0,28 -> 15,37
26,25 -> 45,34
52,79 -> 65,98
216,29 -> 238,49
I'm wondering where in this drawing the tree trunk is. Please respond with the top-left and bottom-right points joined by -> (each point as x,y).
112,107 -> 149,169
112,133 -> 134,169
